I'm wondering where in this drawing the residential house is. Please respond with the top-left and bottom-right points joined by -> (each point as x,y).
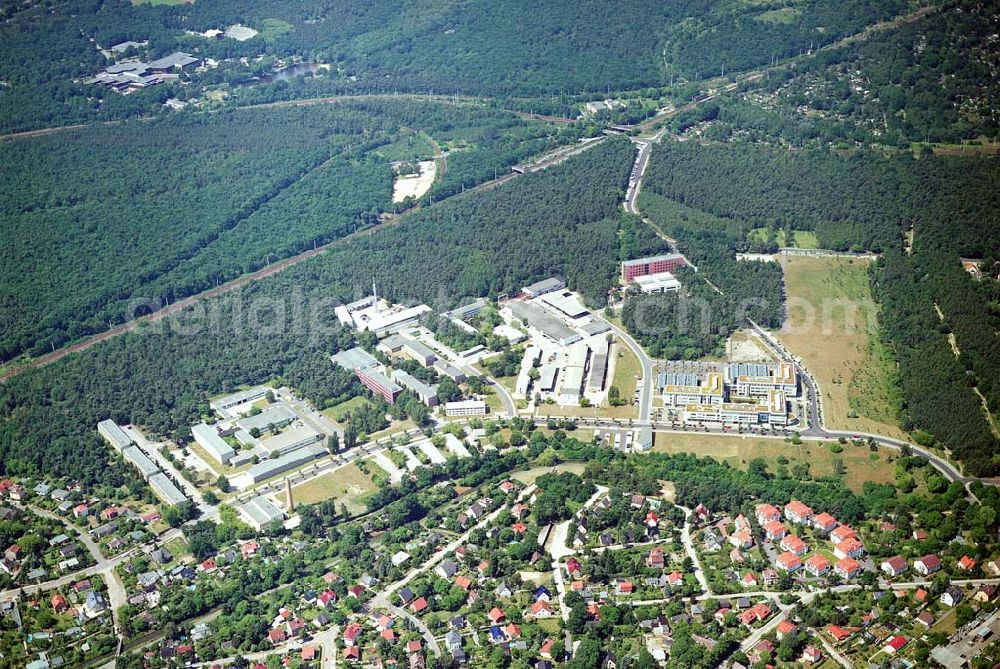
880,556 -> 907,578
914,554 -> 942,576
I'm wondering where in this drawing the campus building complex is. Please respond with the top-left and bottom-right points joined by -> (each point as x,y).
727,363 -> 799,399
682,389 -> 789,427
660,372 -> 726,407
621,254 -> 688,282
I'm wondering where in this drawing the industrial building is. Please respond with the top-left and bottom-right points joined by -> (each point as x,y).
259,425 -> 323,458
515,347 -> 542,397
391,369 -> 439,406
559,343 -> 591,403
98,420 -> 134,453
239,495 -> 285,530
508,301 -> 581,347
121,446 -> 160,480
333,289 -> 431,335
632,272 -> 681,294
236,405 -> 297,434
210,386 -> 270,416
587,352 -> 609,393
579,320 -> 611,337
245,444 -> 326,484
493,324 -> 527,344
622,254 -> 688,282
537,365 -> 559,393
521,277 -> 566,299
445,400 -> 488,417
447,298 -> 489,321
540,291 -> 589,319
661,372 -> 726,406
378,334 -> 437,366
191,423 -> 237,465
148,473 -> 187,506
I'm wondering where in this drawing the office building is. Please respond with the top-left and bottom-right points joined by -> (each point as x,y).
245,444 -> 326,484
191,423 -> 236,465
622,254 -> 687,282
356,368 -> 403,404
122,446 -> 160,480
728,363 -> 798,399
445,400 -> 488,417
433,359 -> 467,383
330,347 -> 380,372
148,473 -> 187,506
391,369 -> 440,407
447,298 -> 489,321
661,372 -> 725,406
236,405 -> 297,434
98,420 -> 134,453
259,425 -> 323,458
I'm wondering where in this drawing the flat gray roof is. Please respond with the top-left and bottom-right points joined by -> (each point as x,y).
509,301 -> 580,344
191,423 -> 236,462
433,359 -> 466,382
246,444 -> 326,483
331,347 -> 380,372
522,277 -> 565,296
148,473 -> 187,506
391,369 -> 438,399
122,446 -> 160,479
240,495 -> 284,527
236,405 -> 297,433
622,253 -> 685,267
98,420 -> 134,451
447,298 -> 489,320
147,52 -> 198,70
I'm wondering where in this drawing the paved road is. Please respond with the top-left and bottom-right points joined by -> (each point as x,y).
603,321 -> 655,423
678,506 -> 711,594
22,503 -> 104,563
123,426 -> 219,520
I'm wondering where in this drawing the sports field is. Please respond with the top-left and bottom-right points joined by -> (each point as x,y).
777,256 -> 906,439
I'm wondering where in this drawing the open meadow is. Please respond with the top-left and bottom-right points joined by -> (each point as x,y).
777,256 -> 907,440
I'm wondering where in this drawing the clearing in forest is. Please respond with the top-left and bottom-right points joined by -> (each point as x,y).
778,256 -> 907,439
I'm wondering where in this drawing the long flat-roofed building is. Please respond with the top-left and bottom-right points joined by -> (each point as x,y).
98,420 -> 134,453
587,353 -> 608,393
433,359 -> 467,383
728,362 -> 798,399
541,291 -> 589,318
447,298 -> 489,321
210,386 -> 270,416
356,367 -> 403,404
191,423 -> 237,465
259,425 -> 322,458
391,369 -> 439,407
148,472 -> 187,506
236,405 -> 297,434
622,253 -> 687,281
245,444 -> 326,484
682,391 -> 789,426
560,343 -> 590,402
521,277 -> 566,299
537,365 -> 559,393
330,347 -> 380,372
445,400 -> 488,417
515,347 -> 542,397
508,301 -> 581,347
122,446 -> 160,480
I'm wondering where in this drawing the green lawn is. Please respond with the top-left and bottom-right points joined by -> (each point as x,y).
747,228 -> 819,249
323,396 -> 373,423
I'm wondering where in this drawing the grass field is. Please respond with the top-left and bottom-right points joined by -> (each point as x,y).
608,341 -> 640,417
513,461 -> 588,485
777,256 -> 907,440
747,228 -> 819,249
284,463 -> 377,514
323,396 -> 373,424
652,432 -> 896,492
754,7 -> 803,23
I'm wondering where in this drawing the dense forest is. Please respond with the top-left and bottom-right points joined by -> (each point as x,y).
0,139 -> 634,485
671,0 -> 1000,149
0,0 -> 911,134
0,99 -> 557,360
